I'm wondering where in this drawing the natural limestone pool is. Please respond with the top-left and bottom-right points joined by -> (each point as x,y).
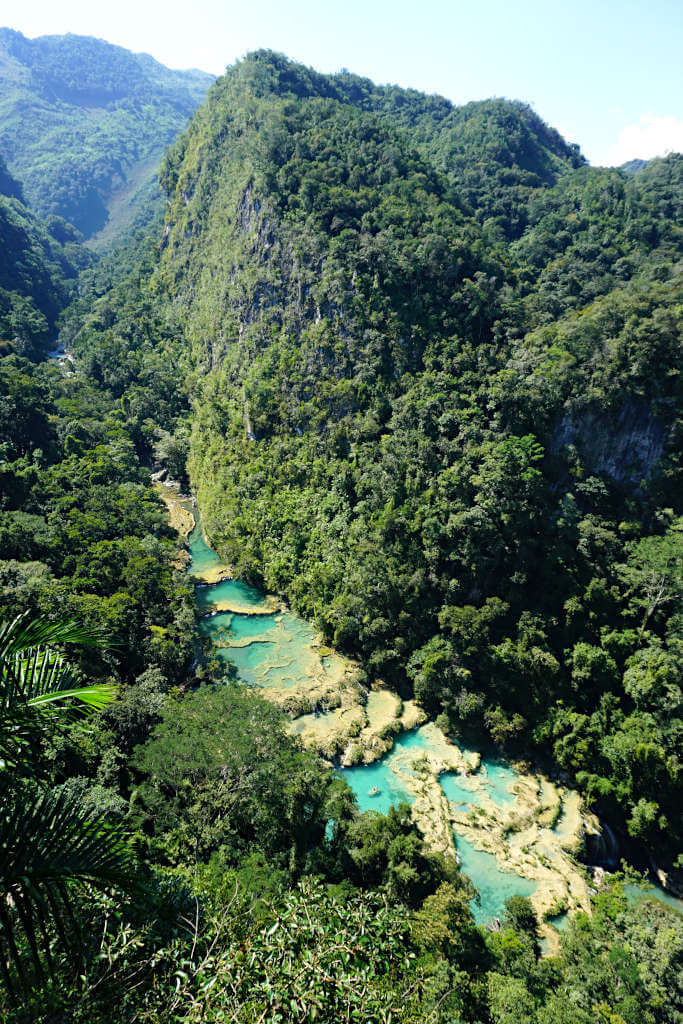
440,758 -> 519,811
455,837 -> 537,924
183,513 -> 590,939
344,728 -> 445,812
187,521 -> 227,580
342,721 -> 589,928
345,727 -> 539,923
173,496 -> 680,947
191,520 -> 350,702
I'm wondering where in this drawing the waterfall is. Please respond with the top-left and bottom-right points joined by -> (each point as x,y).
586,819 -> 619,868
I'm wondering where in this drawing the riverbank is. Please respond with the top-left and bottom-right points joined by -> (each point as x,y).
160,483 -> 609,948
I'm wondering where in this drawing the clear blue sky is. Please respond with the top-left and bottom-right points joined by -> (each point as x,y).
8,0 -> 683,164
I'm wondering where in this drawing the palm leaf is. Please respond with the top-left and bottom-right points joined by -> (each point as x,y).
0,704 -> 43,772
0,611 -> 109,660
5,644 -> 116,712
27,684 -> 116,713
0,613 -> 118,769
0,613 -> 145,998
1,780 -> 139,891
0,778 -> 144,994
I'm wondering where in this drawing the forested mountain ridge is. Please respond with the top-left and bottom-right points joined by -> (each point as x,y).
0,29 -> 213,242
0,154 -> 89,357
201,50 -> 585,243
0,150 -> 194,691
151,51 -> 682,863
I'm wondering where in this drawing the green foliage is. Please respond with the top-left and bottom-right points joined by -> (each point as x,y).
540,886 -> 683,1024
0,613 -> 141,1000
1,46 -> 682,1021
9,879 -> 427,1024
0,346 -> 197,842
0,28 -> 212,241
134,684 -> 344,870
342,802 -> 453,905
165,878 -> 424,1024
502,894 -> 540,941
0,155 -> 87,357
0,611 -> 113,769
0,354 -> 195,684
151,52 -> 683,859
618,518 -> 683,633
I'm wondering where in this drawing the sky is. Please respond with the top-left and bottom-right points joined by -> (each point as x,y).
4,0 -> 683,165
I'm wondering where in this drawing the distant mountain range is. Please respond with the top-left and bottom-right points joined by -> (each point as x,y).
620,158 -> 650,176
0,29 -> 213,244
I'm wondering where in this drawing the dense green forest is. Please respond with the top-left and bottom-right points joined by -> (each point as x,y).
156,52 -> 681,862
0,156 -> 88,357
0,29 -> 212,241
0,47 -> 681,1023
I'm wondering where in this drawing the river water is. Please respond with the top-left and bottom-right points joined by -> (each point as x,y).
186,512 -> 682,931
343,727 -> 538,922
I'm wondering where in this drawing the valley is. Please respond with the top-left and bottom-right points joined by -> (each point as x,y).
0,37 -> 681,1024
169,482 -> 681,957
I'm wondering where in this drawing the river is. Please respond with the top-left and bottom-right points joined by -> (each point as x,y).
175,494 -> 681,944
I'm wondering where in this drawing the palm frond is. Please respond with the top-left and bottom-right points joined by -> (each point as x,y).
0,778 -> 144,994
0,613 -> 144,998
27,683 -> 117,713
0,704 -> 46,772
0,611 -> 110,660
3,644 -> 116,711
9,641 -> 78,696
0,614 -> 118,769
1,780 -> 139,890
0,647 -> 117,771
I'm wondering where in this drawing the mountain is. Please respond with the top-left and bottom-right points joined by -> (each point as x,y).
621,157 -> 649,176
343,88 -> 587,240
1,46 -> 682,1022
0,153 -> 89,357
145,51 -> 680,858
340,82 -> 586,240
175,51 -> 584,241
0,29 -> 213,244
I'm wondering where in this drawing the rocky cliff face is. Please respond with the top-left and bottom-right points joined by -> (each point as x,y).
552,400 -> 667,487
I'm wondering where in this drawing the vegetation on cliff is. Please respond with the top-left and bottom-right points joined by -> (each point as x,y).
0,155 -> 88,357
154,52 -> 682,862
0,47 -> 681,1022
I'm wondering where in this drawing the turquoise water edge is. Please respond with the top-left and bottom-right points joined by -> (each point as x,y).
188,516 -> 682,931
343,727 -> 537,923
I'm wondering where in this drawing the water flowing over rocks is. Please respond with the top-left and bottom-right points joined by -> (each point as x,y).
160,484 -> 608,951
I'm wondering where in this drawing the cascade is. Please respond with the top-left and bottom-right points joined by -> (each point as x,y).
585,819 -> 619,869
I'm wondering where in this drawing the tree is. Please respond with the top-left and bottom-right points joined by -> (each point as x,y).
0,612 -> 141,997
135,684 -> 339,870
619,520 -> 683,635
153,427 -> 190,486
